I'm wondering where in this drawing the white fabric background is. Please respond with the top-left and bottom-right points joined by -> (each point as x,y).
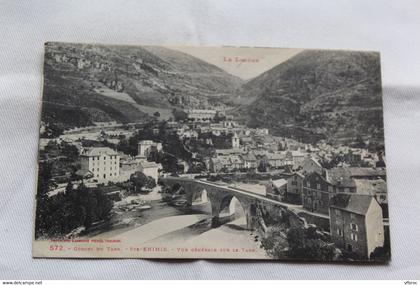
0,0 -> 419,280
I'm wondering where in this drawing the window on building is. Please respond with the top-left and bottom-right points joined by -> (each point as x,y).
350,223 -> 358,231
316,183 -> 321,190
335,209 -> 341,216
337,228 -> 343,236
350,232 -> 358,241
292,181 -> 297,186
328,186 -> 333,193
306,181 -> 310,187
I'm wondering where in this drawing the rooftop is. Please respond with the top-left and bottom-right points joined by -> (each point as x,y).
81,147 -> 117,157
141,161 -> 162,169
272,179 -> 287,188
241,153 -> 257,161
354,179 -> 387,195
327,167 -> 386,187
215,148 -> 244,156
266,153 -> 286,160
330,194 -> 374,215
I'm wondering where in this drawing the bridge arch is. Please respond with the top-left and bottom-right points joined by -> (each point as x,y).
212,194 -> 251,229
190,189 -> 212,214
159,177 -> 305,233
191,189 -> 209,205
169,183 -> 184,194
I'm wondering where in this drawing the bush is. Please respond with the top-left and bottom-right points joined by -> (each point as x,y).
286,227 -> 338,261
261,225 -> 289,259
261,224 -> 341,261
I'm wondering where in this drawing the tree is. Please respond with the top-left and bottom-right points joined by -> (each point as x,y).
286,226 -> 337,260
42,123 -> 64,138
35,162 -> 55,238
261,224 -> 341,261
65,181 -> 74,195
172,109 -> 187,122
370,245 -> 390,261
130,172 -> 156,192
61,141 -> 79,162
354,134 -> 367,149
370,228 -> 391,261
261,225 -> 289,259
147,149 -> 160,162
214,111 -> 226,122
187,161 -> 206,174
257,161 -> 268,173
35,177 -> 113,239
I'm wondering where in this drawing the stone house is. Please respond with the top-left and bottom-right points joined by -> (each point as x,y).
286,172 -> 305,204
241,153 -> 258,169
329,194 -> 384,259
137,140 -> 163,159
300,156 -> 323,175
354,178 -> 388,218
263,152 -> 286,168
265,179 -> 287,201
302,172 -> 334,215
139,161 -> 162,183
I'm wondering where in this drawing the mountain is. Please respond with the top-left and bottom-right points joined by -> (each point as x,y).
41,42 -> 242,132
235,50 -> 384,147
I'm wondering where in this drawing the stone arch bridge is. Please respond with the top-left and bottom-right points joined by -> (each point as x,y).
159,177 -> 306,232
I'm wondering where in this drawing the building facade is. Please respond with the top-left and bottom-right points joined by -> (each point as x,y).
286,172 -> 304,204
266,179 -> 287,201
300,156 -> 323,175
186,109 -> 217,121
140,161 -> 162,182
329,194 -> 384,259
79,147 -> 120,183
302,172 -> 334,215
137,140 -> 162,159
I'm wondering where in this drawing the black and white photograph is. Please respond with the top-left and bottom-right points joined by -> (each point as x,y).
33,42 -> 390,261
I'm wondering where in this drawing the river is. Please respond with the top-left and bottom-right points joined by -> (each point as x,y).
86,188 -> 267,258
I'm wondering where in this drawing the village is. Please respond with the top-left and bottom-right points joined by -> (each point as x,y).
38,107 -> 389,260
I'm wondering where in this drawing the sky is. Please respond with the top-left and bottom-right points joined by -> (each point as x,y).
168,46 -> 303,80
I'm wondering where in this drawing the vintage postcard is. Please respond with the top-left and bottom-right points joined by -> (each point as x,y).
33,42 -> 390,261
